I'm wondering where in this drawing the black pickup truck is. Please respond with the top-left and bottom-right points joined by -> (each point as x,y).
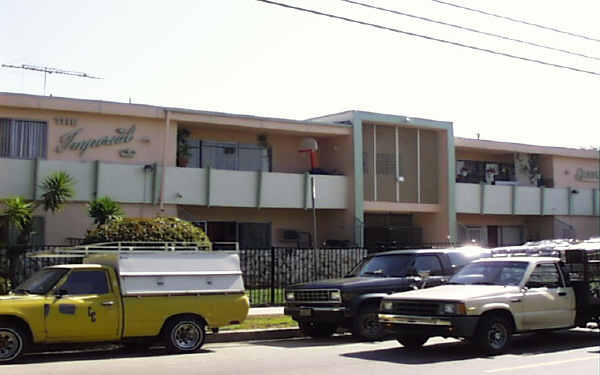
284,248 -> 489,340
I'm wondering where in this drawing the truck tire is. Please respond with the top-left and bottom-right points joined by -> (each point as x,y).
475,314 -> 512,355
299,322 -> 337,338
163,316 -> 206,354
397,335 -> 429,350
352,304 -> 385,341
0,326 -> 27,363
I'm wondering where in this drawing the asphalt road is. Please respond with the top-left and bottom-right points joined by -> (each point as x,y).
3,329 -> 599,375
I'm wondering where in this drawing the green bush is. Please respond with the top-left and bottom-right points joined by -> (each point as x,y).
88,196 -> 124,226
83,217 -> 211,248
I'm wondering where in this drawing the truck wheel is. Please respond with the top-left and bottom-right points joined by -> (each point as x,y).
352,305 -> 385,341
475,314 -> 512,355
299,322 -> 337,338
0,326 -> 27,363
397,335 -> 429,350
163,316 -> 206,354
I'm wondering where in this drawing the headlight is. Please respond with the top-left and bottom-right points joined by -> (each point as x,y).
285,291 -> 295,301
330,290 -> 341,301
381,301 -> 394,312
440,303 -> 466,315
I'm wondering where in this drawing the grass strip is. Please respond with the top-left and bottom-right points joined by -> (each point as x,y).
220,315 -> 297,331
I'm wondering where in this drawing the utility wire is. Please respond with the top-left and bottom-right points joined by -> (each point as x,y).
340,0 -> 600,62
256,0 -> 600,77
431,0 -> 600,43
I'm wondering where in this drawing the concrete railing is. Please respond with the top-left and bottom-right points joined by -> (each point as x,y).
456,182 -> 600,216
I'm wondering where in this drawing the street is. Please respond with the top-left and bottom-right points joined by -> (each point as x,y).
2,329 -> 599,375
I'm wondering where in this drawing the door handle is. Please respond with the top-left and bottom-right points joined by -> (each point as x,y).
102,301 -> 115,306
509,298 -> 521,303
558,292 -> 567,296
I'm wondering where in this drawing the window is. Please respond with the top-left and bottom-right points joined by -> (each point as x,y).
60,270 -> 110,295
414,255 -> 443,276
526,263 -> 562,289
0,118 -> 47,159
187,140 -> 270,171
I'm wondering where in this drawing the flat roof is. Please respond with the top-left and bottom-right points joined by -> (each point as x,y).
0,92 -> 351,136
456,137 -> 598,159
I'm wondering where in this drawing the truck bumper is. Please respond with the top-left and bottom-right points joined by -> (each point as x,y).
379,314 -> 480,338
285,306 -> 348,324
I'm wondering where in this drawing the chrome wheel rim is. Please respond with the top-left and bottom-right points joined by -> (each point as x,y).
487,322 -> 508,350
172,322 -> 202,350
0,329 -> 22,361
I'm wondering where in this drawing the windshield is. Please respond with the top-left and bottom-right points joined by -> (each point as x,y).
449,261 -> 528,286
14,268 -> 68,295
347,254 -> 416,277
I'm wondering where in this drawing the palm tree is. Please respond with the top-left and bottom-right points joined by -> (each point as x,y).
0,171 -> 75,286
88,196 -> 124,226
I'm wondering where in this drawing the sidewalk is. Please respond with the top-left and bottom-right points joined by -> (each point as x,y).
206,306 -> 299,343
247,306 -> 285,316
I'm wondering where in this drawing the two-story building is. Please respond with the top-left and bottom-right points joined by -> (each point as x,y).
0,92 -> 598,248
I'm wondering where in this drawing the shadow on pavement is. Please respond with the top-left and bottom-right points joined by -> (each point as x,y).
18,346 -> 214,365
341,329 -> 600,364
248,333 -> 363,348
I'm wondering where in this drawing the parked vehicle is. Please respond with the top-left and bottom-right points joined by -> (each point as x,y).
284,247 -> 489,340
379,240 -> 600,354
0,243 -> 249,363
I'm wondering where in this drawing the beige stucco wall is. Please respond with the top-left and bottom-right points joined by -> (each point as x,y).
555,215 -> 600,240
41,202 -> 178,245
0,106 -> 176,166
177,206 -> 354,247
552,156 -> 599,189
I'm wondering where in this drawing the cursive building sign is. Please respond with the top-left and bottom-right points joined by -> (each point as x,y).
575,168 -> 599,182
56,125 -> 136,155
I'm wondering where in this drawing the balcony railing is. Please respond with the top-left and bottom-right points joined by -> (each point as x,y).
0,158 -> 348,210
456,182 -> 600,216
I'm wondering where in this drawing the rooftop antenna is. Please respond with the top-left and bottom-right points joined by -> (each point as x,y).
1,64 -> 102,96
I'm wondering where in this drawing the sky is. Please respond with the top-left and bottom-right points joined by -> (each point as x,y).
1,0 -> 599,149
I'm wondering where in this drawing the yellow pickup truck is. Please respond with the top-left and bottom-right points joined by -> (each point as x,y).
0,247 -> 249,363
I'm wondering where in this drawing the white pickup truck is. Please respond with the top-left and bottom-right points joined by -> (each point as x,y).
379,240 -> 600,354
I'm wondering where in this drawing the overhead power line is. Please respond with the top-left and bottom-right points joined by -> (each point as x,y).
430,0 -> 600,43
256,0 -> 600,77
339,0 -> 600,62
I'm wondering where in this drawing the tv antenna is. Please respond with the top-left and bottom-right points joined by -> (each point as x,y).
1,64 -> 102,95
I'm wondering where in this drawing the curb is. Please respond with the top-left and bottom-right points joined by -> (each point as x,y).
206,327 -> 303,343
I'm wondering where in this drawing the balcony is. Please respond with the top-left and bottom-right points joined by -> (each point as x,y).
0,158 -> 348,210
456,182 -> 599,216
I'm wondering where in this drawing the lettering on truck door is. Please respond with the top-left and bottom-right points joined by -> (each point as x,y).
521,263 -> 575,330
45,269 -> 121,342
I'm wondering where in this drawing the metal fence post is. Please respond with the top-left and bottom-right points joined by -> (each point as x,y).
270,247 -> 275,306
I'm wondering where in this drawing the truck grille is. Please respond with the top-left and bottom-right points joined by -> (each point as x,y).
390,300 -> 440,316
293,289 -> 337,302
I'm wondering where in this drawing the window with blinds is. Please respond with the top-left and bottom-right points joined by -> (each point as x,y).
0,118 -> 48,159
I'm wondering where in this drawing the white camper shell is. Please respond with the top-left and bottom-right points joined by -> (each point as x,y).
84,251 -> 245,296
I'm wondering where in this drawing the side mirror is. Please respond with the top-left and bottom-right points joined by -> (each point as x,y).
54,289 -> 67,299
418,270 -> 431,289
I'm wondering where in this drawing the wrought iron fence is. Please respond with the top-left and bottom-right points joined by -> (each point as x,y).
240,247 -> 368,306
2,245 -> 369,306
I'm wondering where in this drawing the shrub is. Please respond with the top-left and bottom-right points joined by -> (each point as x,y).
83,217 -> 211,248
88,196 -> 124,226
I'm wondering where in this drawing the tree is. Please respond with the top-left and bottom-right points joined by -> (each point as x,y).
0,171 -> 76,286
88,196 -> 124,226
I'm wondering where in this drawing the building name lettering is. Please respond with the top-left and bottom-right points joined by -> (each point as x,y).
575,168 -> 599,182
56,125 -> 136,155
